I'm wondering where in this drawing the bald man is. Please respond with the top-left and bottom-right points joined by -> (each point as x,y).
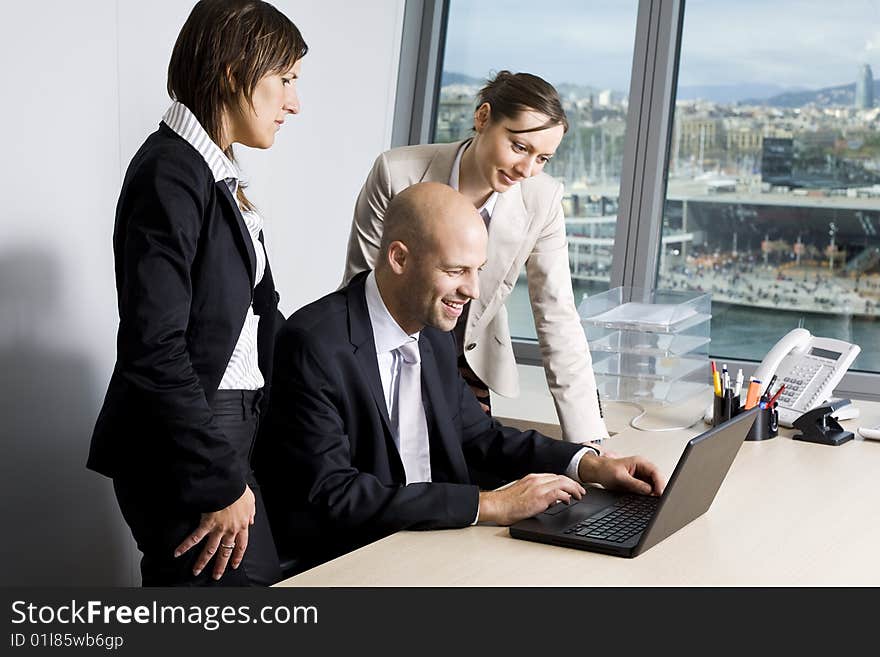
256,183 -> 663,572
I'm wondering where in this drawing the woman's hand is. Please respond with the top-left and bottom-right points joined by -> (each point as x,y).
174,485 -> 256,580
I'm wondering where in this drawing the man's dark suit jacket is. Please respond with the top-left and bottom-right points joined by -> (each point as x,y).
88,123 -> 281,513
256,272 -> 582,567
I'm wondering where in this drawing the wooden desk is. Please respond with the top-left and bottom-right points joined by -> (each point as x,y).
278,397 -> 880,586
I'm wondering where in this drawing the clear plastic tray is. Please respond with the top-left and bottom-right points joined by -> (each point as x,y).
588,329 -> 710,357
595,377 -> 710,405
590,352 -> 707,382
580,287 -> 712,404
580,287 -> 711,334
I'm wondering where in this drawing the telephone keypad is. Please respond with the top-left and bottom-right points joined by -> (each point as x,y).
776,358 -> 826,409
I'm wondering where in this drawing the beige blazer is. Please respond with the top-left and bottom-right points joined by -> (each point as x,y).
342,140 -> 609,442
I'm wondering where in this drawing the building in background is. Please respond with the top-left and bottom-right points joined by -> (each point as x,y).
855,63 -> 874,110
761,137 -> 794,187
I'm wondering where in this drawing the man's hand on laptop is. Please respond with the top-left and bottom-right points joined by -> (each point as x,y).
577,454 -> 666,497
477,473 -> 585,526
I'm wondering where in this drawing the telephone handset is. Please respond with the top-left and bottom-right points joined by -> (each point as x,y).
754,328 -> 861,427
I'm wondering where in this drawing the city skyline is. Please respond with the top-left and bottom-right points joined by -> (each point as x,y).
442,66 -> 879,107
444,0 -> 880,94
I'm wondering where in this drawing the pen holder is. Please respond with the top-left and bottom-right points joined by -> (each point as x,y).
712,393 -> 777,440
712,390 -> 741,426
744,404 -> 778,441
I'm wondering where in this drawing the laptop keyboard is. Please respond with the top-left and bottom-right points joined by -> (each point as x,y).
563,495 -> 659,543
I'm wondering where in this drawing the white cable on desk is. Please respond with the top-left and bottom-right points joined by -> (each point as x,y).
608,401 -> 704,433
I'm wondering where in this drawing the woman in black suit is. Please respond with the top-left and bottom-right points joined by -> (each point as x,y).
88,0 -> 307,586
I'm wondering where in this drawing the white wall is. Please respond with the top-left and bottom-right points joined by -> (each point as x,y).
0,0 -> 404,585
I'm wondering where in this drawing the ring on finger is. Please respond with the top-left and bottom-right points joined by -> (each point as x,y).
220,543 -> 235,550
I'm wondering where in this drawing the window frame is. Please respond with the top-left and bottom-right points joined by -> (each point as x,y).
394,0 -> 880,401
391,0 -> 448,147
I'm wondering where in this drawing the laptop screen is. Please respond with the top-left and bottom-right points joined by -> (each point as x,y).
635,408 -> 758,555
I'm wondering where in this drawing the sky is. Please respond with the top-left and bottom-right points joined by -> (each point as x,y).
443,0 -> 880,93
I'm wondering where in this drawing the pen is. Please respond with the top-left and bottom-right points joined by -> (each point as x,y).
767,384 -> 786,407
734,369 -> 744,398
713,370 -> 722,397
764,374 -> 778,399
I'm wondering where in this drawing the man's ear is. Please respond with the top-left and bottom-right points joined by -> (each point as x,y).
387,241 -> 409,274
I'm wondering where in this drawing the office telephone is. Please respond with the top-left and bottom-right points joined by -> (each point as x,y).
753,328 -> 860,427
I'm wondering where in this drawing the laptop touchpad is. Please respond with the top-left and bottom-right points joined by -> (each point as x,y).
543,500 -> 581,516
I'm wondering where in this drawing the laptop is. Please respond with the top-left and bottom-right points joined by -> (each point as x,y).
509,408 -> 758,558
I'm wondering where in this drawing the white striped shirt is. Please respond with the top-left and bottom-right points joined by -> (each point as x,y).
162,102 -> 266,391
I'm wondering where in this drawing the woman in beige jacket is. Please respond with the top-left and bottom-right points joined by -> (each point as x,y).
342,71 -> 608,443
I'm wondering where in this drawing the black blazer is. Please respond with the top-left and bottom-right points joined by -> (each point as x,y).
255,272 -> 581,566
88,124 -> 282,513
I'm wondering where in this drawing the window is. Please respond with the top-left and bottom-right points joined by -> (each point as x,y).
434,0 -> 639,339
410,0 -> 880,395
656,1 -> 880,373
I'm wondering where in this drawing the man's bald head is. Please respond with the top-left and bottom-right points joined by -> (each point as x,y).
378,182 -> 486,266
375,182 -> 488,335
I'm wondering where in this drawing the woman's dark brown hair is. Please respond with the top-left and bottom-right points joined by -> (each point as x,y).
477,70 -> 568,134
167,0 -> 308,209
